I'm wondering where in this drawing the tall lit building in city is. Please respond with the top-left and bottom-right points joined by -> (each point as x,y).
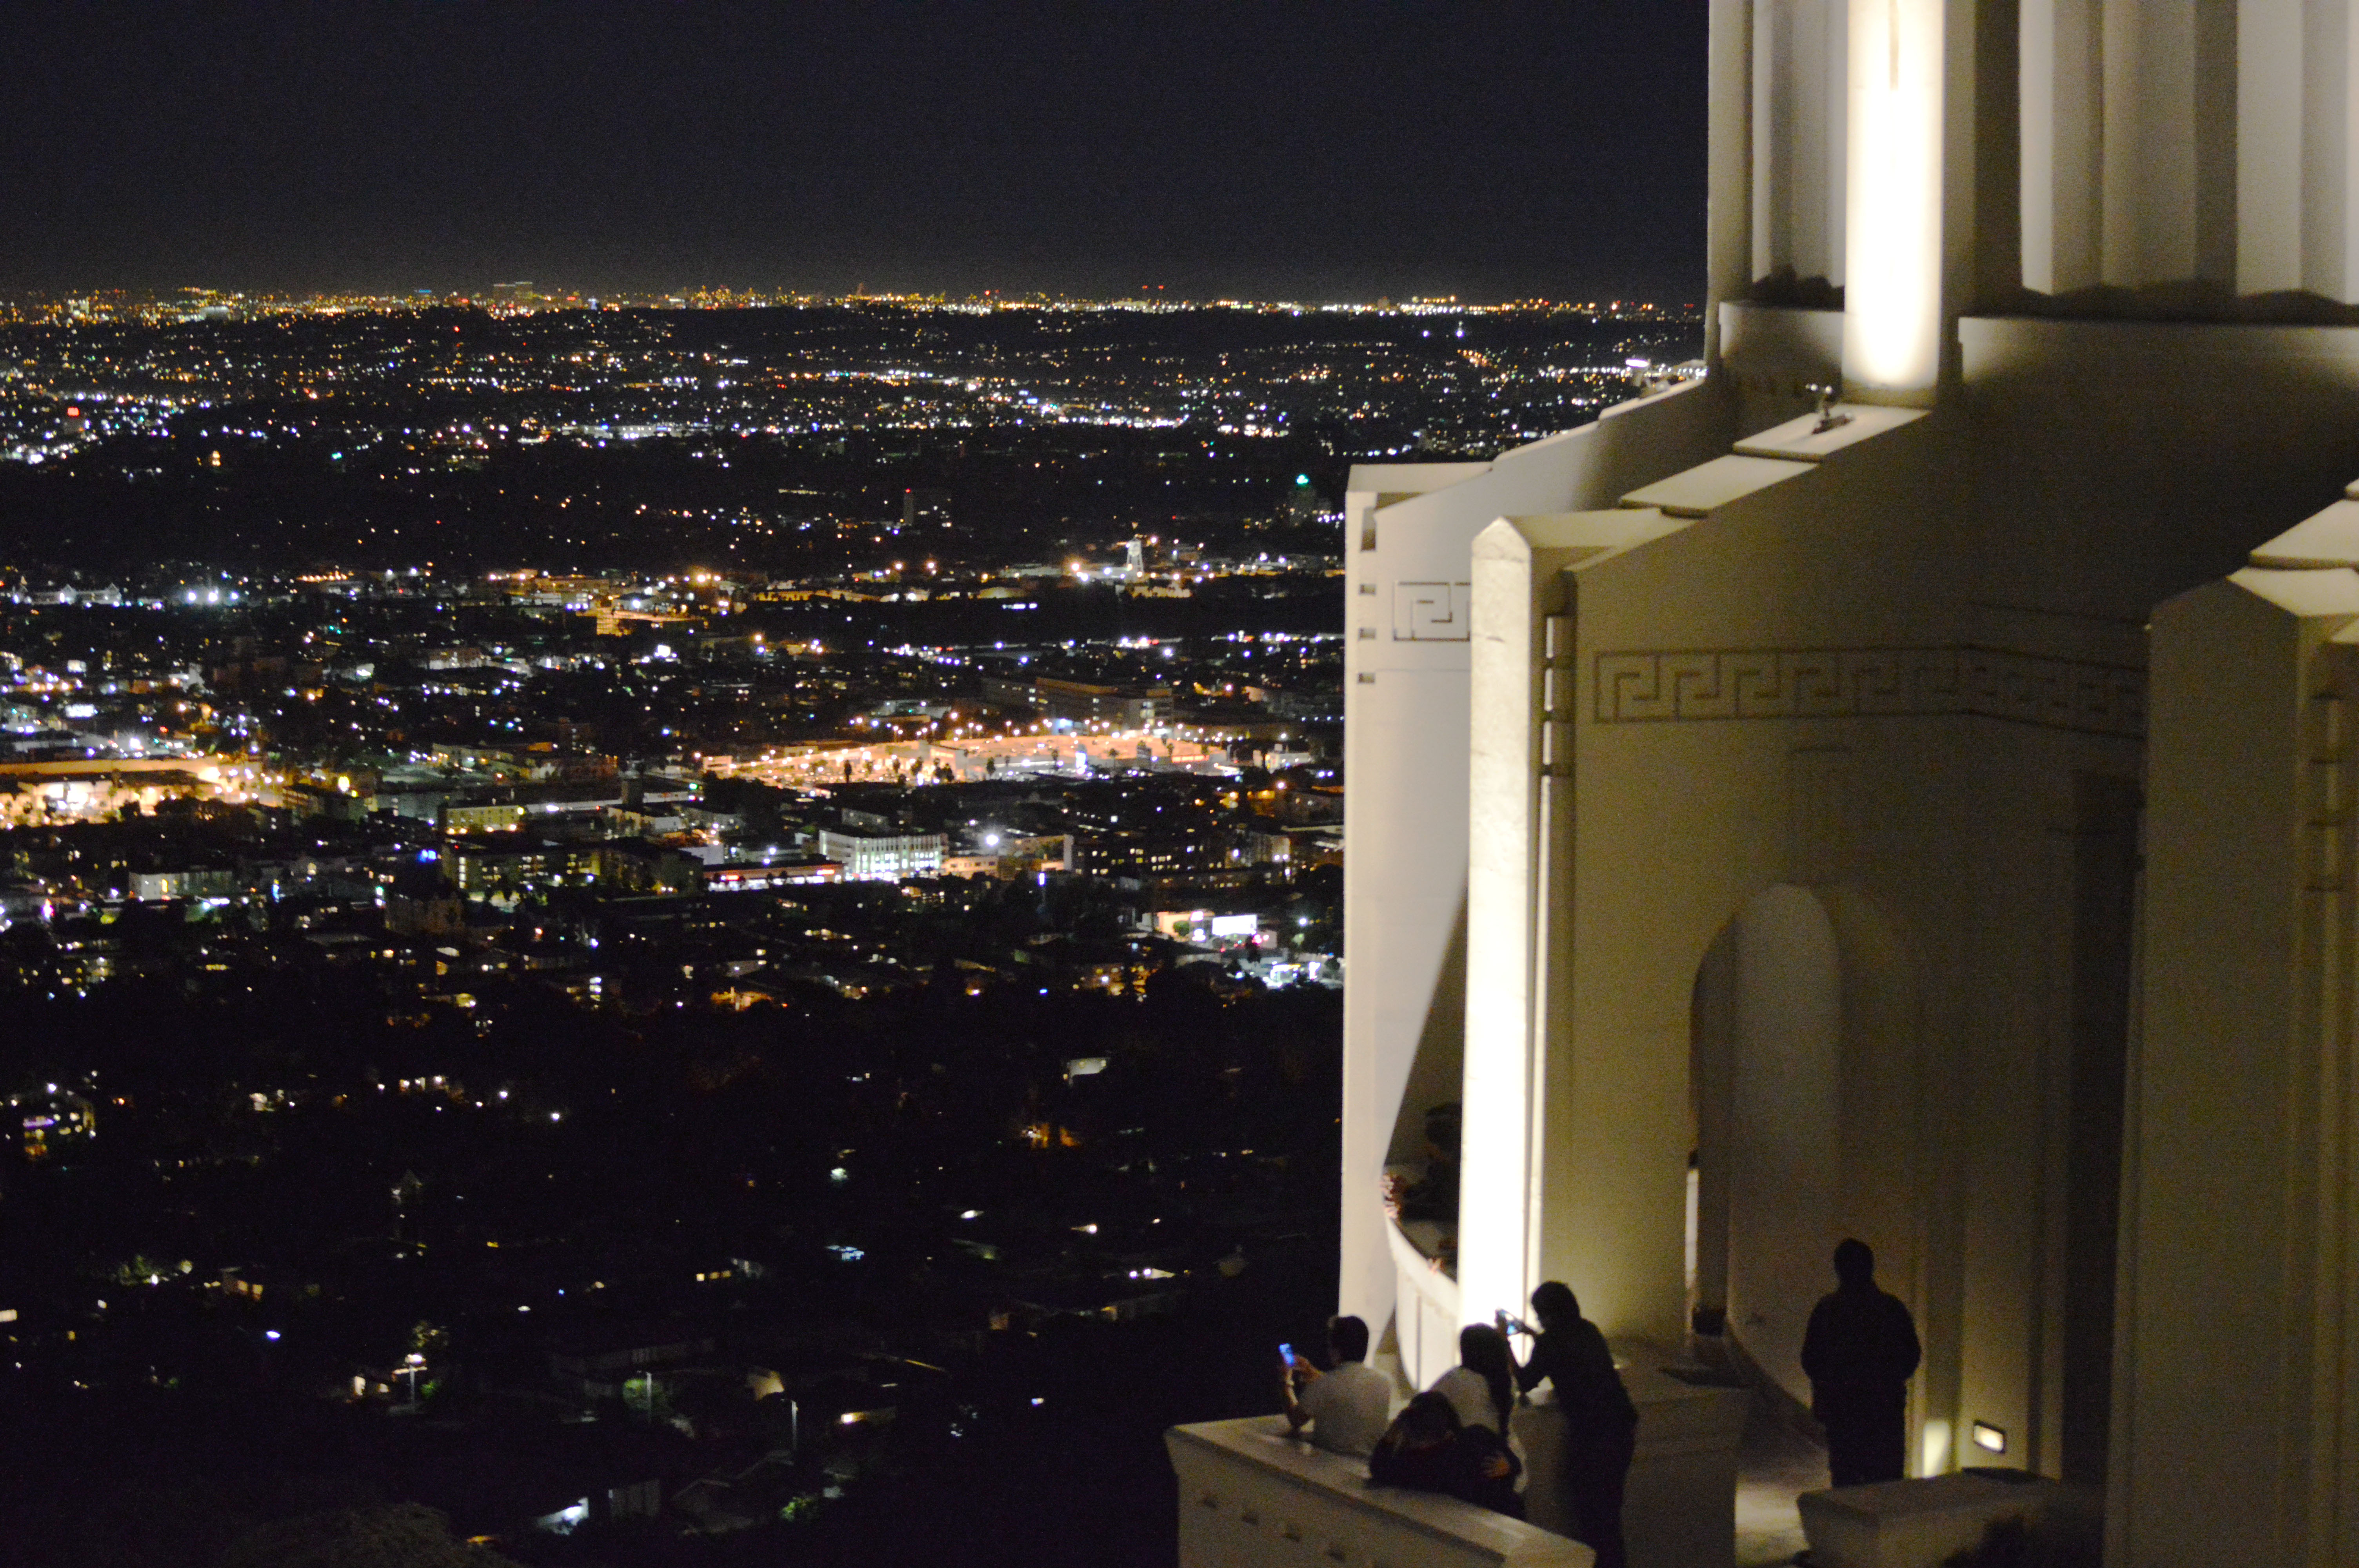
1331,4 -> 2359,1564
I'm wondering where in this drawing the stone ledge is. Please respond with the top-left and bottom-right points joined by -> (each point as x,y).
1798,1469 -> 2096,1568
1516,1354 -> 1750,1568
1168,1416 -> 1591,1568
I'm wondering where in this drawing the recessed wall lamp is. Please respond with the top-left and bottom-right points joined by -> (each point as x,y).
1971,1421 -> 2008,1454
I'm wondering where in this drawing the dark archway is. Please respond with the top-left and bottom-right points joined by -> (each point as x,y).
1690,885 -> 1922,1421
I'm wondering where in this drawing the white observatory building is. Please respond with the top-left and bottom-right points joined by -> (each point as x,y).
1226,4 -> 2359,1566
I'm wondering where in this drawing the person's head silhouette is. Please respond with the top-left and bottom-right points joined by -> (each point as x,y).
1529,1279 -> 1579,1331
1833,1237 -> 1876,1290
1459,1323 -> 1513,1381
1391,1390 -> 1460,1452
1327,1314 -> 1370,1365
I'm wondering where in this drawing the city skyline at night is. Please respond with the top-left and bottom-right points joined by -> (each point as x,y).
0,2 -> 1710,305
25,0 -> 2359,1560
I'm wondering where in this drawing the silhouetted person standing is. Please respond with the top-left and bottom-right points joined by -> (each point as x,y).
1801,1238 -> 1920,1486
1504,1281 -> 1637,1568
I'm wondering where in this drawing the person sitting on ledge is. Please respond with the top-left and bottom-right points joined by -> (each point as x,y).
1430,1321 -> 1518,1437
1369,1390 -> 1523,1517
1381,1101 -> 1462,1225
1282,1314 -> 1394,1458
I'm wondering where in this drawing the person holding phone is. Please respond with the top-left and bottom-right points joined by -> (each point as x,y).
1499,1282 -> 1637,1568
1281,1314 -> 1393,1457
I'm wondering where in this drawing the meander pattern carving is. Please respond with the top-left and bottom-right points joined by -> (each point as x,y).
1592,646 -> 2145,736
2304,668 -> 2355,897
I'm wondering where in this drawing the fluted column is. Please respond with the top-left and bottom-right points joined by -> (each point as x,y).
2099,0 -> 2237,288
1710,0 -> 1756,363
2239,0 -> 2359,302
2301,0 -> 2359,299
1753,0 -> 1849,288
2021,0 -> 2103,293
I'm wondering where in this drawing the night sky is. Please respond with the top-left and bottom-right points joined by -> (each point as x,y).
3,2 -> 1708,303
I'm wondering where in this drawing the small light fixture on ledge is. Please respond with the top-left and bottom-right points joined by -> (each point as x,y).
1971,1420 -> 2008,1454
1807,382 -> 1853,436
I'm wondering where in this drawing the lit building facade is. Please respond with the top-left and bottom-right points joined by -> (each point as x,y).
1333,5 -> 2359,1565
1034,677 -> 1175,731
816,826 -> 945,882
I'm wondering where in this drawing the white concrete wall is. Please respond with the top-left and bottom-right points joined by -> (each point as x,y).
1340,383 -> 1738,1344
1458,414 -> 1971,1354
1723,885 -> 1843,1401
1340,459 -> 1494,1337
1719,302 -> 1844,434
1169,1417 -> 1593,1568
2117,566 -> 2359,1567
1959,317 -> 2359,622
1450,378 -> 2200,1489
1388,1214 -> 1463,1391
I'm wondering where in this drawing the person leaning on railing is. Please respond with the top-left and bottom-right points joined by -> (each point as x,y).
1501,1281 -> 1637,1568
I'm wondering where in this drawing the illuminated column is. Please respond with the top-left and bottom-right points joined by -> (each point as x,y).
1842,0 -> 1945,403
1459,520 -> 1560,1330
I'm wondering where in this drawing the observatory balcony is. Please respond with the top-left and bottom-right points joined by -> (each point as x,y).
1169,1356 -> 1748,1568
1167,1416 -> 1591,1568
1386,1214 -> 1459,1393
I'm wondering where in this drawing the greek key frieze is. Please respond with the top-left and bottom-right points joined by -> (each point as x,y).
1593,647 -> 2144,737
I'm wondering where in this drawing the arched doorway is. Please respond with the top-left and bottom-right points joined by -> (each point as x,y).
1690,884 -> 1920,1416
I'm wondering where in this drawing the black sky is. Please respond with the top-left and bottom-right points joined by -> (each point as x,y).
4,2 -> 1707,303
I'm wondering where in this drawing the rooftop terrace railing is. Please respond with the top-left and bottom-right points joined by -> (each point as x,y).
1174,1343 -> 1752,1568
1168,1416 -> 1592,1568
1387,1214 -> 1460,1392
